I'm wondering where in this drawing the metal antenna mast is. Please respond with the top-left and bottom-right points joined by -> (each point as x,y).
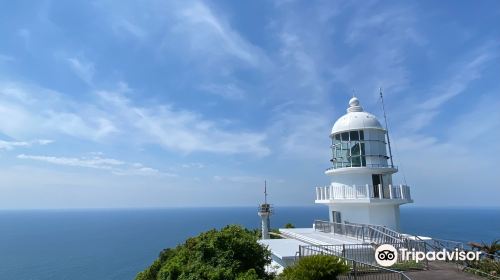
380,88 -> 394,168
264,180 -> 267,204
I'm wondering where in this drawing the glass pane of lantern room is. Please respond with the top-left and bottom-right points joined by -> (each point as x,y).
352,156 -> 361,167
350,131 -> 359,141
351,143 -> 360,156
341,132 -> 349,141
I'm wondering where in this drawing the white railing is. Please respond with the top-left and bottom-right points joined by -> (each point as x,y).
315,184 -> 411,201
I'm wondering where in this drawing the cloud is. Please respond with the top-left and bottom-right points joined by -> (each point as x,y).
0,54 -> 15,62
331,3 -> 422,97
0,139 -> 53,150
213,175 -> 263,184
66,57 -> 95,85
420,50 -> 496,111
269,109 -> 331,160
112,19 -> 147,40
17,28 -> 31,49
181,162 -> 205,169
164,1 -> 267,69
0,78 -> 268,156
0,82 -> 118,140
17,154 -> 171,177
97,89 -> 270,156
173,1 -> 264,67
404,43 -> 498,132
199,83 -> 245,100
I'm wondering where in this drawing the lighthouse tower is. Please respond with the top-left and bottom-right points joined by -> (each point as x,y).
258,182 -> 273,239
315,97 -> 412,230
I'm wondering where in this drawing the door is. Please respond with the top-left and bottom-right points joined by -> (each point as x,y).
372,174 -> 383,198
332,211 -> 342,223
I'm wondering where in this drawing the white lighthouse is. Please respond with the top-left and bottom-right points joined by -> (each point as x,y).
315,97 -> 412,230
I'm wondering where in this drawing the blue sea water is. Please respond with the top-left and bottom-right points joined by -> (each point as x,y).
0,207 -> 498,280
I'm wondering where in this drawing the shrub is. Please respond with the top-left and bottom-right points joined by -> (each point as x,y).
135,225 -> 272,280
278,255 -> 350,280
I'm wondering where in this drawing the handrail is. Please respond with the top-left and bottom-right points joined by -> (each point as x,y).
366,225 -> 404,244
314,220 -> 409,244
349,222 -> 406,240
326,163 -> 398,170
299,244 -> 411,280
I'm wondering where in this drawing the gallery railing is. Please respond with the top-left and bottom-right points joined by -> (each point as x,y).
315,184 -> 411,201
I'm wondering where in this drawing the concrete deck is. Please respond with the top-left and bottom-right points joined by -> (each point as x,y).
279,227 -> 365,246
258,239 -> 307,260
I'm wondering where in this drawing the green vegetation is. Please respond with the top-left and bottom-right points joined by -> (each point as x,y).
390,261 -> 425,271
469,239 -> 500,259
284,223 -> 295,229
466,258 -> 500,278
135,225 -> 273,280
277,255 -> 350,280
466,239 -> 500,278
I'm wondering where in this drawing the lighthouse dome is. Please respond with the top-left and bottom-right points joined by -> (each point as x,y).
331,97 -> 383,135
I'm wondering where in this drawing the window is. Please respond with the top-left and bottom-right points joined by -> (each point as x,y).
350,130 -> 359,141
341,132 -> 349,141
331,130 -> 366,168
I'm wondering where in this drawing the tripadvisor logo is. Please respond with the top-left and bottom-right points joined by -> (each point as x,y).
374,244 -> 483,267
375,244 -> 398,267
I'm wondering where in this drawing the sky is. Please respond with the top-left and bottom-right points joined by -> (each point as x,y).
0,0 -> 499,209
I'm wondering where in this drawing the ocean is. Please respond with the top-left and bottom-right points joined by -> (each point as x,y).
0,207 -> 498,280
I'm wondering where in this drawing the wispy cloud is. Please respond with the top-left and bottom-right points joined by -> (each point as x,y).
269,109 -> 331,160
112,19 -> 147,40
0,139 -> 53,150
0,82 -> 117,140
66,57 -> 95,85
0,79 -> 268,156
332,3 -> 421,98
17,28 -> 31,50
404,42 -> 498,132
97,89 -> 270,156
0,54 -> 15,62
17,154 -> 172,177
213,175 -> 262,184
199,83 -> 245,100
169,1 -> 267,67
181,162 -> 205,169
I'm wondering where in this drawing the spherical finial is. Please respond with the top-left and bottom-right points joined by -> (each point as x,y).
347,97 -> 363,112
349,97 -> 360,107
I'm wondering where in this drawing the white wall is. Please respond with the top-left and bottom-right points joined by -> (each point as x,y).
328,204 -> 401,230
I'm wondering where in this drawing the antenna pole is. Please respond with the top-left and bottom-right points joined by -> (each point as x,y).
380,88 -> 394,168
264,180 -> 267,204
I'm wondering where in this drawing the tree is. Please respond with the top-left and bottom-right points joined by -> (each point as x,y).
277,255 -> 350,280
284,223 -> 295,229
135,225 -> 273,280
469,239 -> 500,259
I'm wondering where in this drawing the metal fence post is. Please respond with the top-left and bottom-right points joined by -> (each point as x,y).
424,242 -> 429,269
362,226 -> 365,242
